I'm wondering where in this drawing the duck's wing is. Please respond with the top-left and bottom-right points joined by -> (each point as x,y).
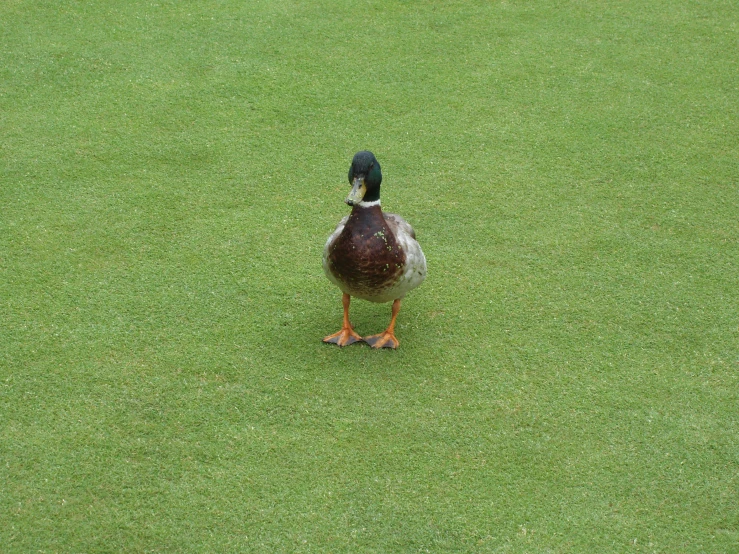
325,215 -> 349,248
383,213 -> 417,241
323,215 -> 349,263
322,215 -> 349,285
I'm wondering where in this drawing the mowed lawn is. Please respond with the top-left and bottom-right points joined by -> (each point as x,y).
1,0 -> 737,551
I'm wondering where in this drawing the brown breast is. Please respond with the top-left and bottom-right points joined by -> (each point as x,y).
326,205 -> 406,295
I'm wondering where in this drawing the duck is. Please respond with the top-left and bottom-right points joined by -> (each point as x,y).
322,151 -> 427,349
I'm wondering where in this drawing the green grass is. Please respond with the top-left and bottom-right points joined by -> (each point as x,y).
2,0 -> 738,551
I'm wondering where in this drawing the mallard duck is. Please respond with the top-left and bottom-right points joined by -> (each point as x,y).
322,151 -> 427,349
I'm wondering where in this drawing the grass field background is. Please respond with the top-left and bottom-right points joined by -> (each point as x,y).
2,0 -> 737,551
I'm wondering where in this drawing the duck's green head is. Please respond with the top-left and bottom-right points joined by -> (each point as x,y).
346,150 -> 382,206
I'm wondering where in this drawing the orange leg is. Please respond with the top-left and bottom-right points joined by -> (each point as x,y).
364,298 -> 401,349
323,293 -> 362,347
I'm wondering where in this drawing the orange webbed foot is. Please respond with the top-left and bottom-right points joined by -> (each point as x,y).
324,293 -> 362,347
363,332 -> 400,349
363,299 -> 403,349
323,326 -> 362,347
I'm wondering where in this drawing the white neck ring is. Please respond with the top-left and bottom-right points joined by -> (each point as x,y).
357,199 -> 381,208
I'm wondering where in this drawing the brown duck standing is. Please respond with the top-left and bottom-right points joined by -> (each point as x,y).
322,151 -> 427,349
